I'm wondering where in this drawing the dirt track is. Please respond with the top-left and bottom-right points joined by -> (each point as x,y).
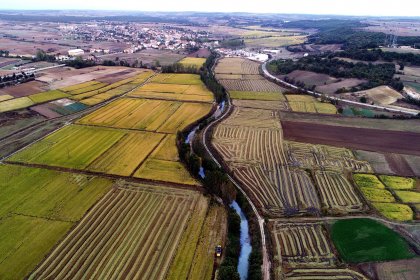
282,121 -> 420,156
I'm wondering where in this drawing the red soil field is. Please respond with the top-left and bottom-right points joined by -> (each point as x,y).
282,121 -> 420,156
0,81 -> 48,97
384,153 -> 415,177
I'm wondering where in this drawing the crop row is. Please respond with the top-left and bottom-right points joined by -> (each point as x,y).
219,79 -> 284,92
215,57 -> 260,75
272,222 -> 336,270
314,170 -> 365,214
30,185 -> 202,280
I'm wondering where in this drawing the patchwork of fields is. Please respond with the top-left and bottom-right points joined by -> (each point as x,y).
212,57 -> 418,280
0,72 -> 229,279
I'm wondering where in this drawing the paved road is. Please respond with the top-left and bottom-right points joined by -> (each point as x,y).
201,91 -> 271,280
261,61 -> 420,116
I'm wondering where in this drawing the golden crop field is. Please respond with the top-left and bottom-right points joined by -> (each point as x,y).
60,81 -> 105,93
30,183 -> 209,279
286,95 -> 337,114
178,57 -> 206,69
28,90 -> 70,104
151,73 -> 202,85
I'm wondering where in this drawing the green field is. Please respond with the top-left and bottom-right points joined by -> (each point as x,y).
178,57 -> 206,69
354,174 -> 385,189
372,203 -> 414,221
0,97 -> 34,113
8,125 -> 126,169
379,175 -> 416,190
395,191 -> 420,203
28,90 -> 69,104
0,164 -> 113,280
230,90 -> 285,101
360,187 -> 395,202
331,218 -> 416,263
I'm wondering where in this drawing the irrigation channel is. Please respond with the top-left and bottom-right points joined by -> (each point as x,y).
185,100 -> 252,278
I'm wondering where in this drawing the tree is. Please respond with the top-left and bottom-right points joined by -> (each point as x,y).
218,266 -> 240,280
360,96 -> 367,103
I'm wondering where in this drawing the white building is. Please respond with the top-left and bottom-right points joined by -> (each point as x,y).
68,49 -> 85,57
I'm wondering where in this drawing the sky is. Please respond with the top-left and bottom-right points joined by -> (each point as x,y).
1,0 -> 419,17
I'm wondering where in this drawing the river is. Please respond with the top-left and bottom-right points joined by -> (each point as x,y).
230,201 -> 252,280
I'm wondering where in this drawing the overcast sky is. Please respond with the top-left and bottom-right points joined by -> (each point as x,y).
1,0 -> 419,17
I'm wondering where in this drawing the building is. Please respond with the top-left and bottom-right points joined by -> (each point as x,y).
68,49 -> 85,56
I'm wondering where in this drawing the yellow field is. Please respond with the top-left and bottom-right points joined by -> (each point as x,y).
77,98 -> 182,131
60,81 -> 104,93
372,203 -> 414,221
395,191 -> 420,203
0,94 -> 13,102
360,187 -> 395,203
130,83 -> 213,102
379,175 -> 416,190
150,134 -> 179,161
286,94 -> 337,114
354,174 -> 386,189
86,131 -> 165,176
150,73 -> 202,85
28,90 -> 69,104
157,102 -> 212,134
133,159 -> 200,186
230,90 -> 285,101
0,97 -> 34,113
166,196 -> 210,280
178,57 -> 206,69
244,35 -> 306,48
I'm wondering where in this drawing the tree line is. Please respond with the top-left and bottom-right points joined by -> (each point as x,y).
332,48 -> 420,66
268,56 -> 403,91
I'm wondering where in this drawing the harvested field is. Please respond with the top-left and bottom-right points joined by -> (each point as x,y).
0,80 -> 48,98
215,74 -> 264,80
133,159 -> 199,186
232,99 -> 288,110
230,91 -> 286,101
271,222 -> 336,274
219,79 -> 284,92
215,58 -> 260,75
0,97 -> 34,113
331,218 -> 416,263
285,141 -> 372,173
0,109 -> 46,138
314,170 -> 365,214
284,269 -> 368,280
0,94 -> 13,102
282,121 -> 420,156
233,164 -> 320,216
98,49 -> 184,67
356,86 -> 404,106
30,184 -> 206,280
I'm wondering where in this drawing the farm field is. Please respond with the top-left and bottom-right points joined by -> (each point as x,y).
150,73 -> 202,85
282,121 -> 420,156
0,164 -> 113,280
219,78 -> 284,92
284,268 -> 368,280
78,98 -> 211,133
271,222 -> 336,277
0,97 -> 34,112
373,257 -> 420,280
353,173 -> 417,221
229,90 -> 286,101
215,57 -> 260,75
28,90 -> 70,104
232,99 -> 288,110
330,218 -> 416,263
29,183 -> 209,280
178,57 -> 206,69
314,170 -> 365,214
286,94 -> 337,114
98,49 -> 185,66
354,86 -> 404,106
244,35 -> 306,48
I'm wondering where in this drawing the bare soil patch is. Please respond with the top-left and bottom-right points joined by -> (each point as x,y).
384,153 -> 416,177
282,70 -> 338,87
282,121 -> 420,156
316,78 -> 365,94
0,81 -> 49,97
